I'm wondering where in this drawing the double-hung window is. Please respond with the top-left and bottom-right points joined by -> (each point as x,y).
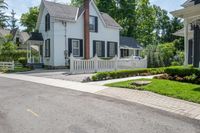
89,16 -> 98,32
72,39 -> 80,57
96,41 -> 103,57
45,39 -> 50,57
107,42 -> 118,57
109,42 -> 115,57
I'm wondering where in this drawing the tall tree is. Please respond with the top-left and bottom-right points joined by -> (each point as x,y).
20,7 -> 39,33
10,9 -> 18,30
0,0 -> 8,28
135,0 -> 156,46
116,0 -> 137,38
71,0 -> 83,6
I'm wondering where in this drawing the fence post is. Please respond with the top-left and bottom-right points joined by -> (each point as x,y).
94,54 -> 98,72
144,56 -> 148,68
12,61 -> 14,70
70,54 -> 74,74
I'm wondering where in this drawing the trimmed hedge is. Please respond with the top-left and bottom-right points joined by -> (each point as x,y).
164,67 -> 200,77
92,68 -> 165,81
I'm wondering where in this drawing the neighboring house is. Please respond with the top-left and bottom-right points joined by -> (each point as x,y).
28,0 -> 143,68
120,36 -> 143,58
0,28 -> 29,49
171,0 -> 200,67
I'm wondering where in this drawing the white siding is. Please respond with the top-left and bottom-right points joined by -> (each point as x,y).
38,0 -> 120,66
89,2 -> 120,58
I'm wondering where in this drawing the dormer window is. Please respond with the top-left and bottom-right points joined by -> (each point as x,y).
45,13 -> 50,31
89,16 -> 98,32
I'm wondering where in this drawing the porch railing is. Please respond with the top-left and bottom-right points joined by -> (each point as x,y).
70,54 -> 147,74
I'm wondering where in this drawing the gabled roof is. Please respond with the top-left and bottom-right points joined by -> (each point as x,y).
44,0 -> 78,21
0,28 -> 10,36
41,0 -> 121,29
20,32 -> 30,43
182,0 -> 194,7
120,36 -> 143,49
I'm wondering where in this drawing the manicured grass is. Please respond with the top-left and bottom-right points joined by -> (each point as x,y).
106,79 -> 200,104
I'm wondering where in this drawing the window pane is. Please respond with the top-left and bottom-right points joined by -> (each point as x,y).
96,42 -> 102,57
109,43 -> 115,57
89,16 -> 96,31
72,40 -> 80,57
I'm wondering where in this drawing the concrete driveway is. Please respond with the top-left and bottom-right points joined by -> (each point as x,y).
0,77 -> 200,133
16,69 -> 94,82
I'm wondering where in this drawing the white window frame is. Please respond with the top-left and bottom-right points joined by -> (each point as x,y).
72,39 -> 80,57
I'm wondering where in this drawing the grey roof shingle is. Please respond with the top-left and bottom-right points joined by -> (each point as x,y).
44,0 -> 78,21
0,28 -> 10,36
20,32 -> 30,43
101,12 -> 121,28
120,36 -> 143,49
43,0 -> 121,29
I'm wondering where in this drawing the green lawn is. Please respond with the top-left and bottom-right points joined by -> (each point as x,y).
106,79 -> 200,104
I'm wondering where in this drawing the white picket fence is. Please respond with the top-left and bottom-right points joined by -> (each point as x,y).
70,55 -> 147,74
0,61 -> 15,70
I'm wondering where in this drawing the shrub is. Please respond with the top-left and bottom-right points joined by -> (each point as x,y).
18,57 -> 27,67
92,68 -> 165,81
171,61 -> 180,66
184,74 -> 198,81
164,67 -> 200,77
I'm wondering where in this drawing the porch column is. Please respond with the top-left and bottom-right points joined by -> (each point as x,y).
184,19 -> 189,66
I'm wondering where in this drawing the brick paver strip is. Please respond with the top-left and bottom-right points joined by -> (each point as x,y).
96,87 -> 200,120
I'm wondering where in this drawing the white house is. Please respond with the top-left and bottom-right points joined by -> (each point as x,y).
171,0 -> 200,67
27,0 -> 144,69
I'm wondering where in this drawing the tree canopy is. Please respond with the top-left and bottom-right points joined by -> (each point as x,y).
0,0 -> 8,28
70,0 -> 183,47
20,7 -> 39,33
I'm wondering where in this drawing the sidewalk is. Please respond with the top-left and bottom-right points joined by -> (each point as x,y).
1,73 -> 200,120
0,73 -> 107,93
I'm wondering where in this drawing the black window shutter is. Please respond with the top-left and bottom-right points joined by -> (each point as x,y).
115,43 -> 118,56
45,15 -> 47,31
68,39 -> 72,57
45,14 -> 50,31
95,17 -> 98,32
48,39 -> 50,57
93,41 -> 96,57
80,39 -> 83,57
48,14 -> 50,30
45,40 -> 47,56
107,42 -> 110,57
102,41 -> 105,57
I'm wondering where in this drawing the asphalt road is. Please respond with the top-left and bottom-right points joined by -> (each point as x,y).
0,77 -> 200,133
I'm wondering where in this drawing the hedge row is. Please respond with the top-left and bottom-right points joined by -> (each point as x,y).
164,66 -> 200,77
92,68 -> 165,81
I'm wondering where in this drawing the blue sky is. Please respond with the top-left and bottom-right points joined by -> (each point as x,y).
5,0 -> 186,28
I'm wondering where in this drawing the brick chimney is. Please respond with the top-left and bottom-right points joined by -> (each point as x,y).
84,0 -> 90,59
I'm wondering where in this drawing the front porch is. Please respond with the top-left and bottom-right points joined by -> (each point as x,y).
171,3 -> 200,67
26,33 -> 44,68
